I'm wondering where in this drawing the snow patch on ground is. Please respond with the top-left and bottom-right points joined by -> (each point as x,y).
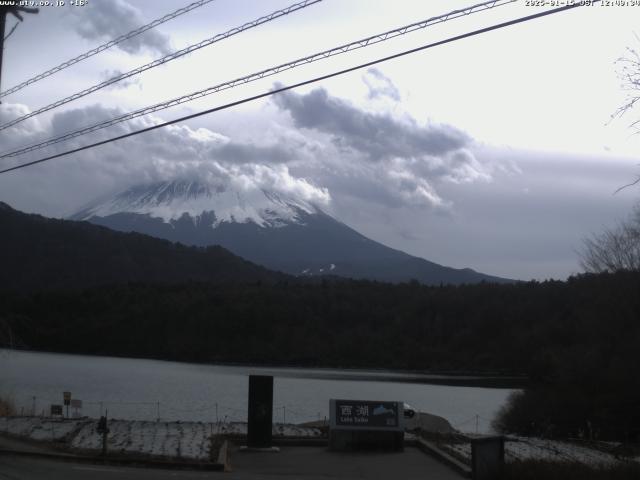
0,416 -> 78,442
69,420 -> 213,460
442,436 -> 636,467
1,417 -> 322,461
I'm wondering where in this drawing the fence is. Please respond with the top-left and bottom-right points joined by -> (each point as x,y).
2,395 -> 324,425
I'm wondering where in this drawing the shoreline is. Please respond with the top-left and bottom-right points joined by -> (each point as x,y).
1,347 -> 528,388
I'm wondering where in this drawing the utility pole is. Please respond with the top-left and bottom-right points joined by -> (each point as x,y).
0,7 -> 6,94
0,4 -> 39,100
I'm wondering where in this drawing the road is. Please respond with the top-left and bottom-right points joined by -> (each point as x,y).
0,447 -> 464,480
0,456 -> 213,480
0,433 -> 464,480
227,445 -> 465,479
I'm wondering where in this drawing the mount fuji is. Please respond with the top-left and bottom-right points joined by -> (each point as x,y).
71,180 -> 511,285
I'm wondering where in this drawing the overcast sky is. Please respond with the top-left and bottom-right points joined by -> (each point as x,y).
0,0 -> 639,280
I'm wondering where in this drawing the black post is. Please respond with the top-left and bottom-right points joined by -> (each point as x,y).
102,429 -> 108,456
471,436 -> 505,480
0,8 -> 6,95
0,5 -> 39,99
97,410 -> 110,456
247,375 -> 273,448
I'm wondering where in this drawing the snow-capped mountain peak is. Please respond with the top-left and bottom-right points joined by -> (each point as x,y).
72,180 -> 318,228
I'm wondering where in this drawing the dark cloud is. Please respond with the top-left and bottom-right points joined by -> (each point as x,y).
216,142 -> 296,165
363,68 -> 401,101
47,105 -> 303,167
100,70 -> 142,90
273,85 -> 470,162
69,0 -> 171,56
49,104 -> 130,138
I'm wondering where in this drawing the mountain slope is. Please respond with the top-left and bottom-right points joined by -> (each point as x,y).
73,180 -> 512,285
0,201 -> 284,291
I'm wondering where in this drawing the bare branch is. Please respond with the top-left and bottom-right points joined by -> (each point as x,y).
579,205 -> 640,273
610,42 -> 640,125
613,175 -> 640,194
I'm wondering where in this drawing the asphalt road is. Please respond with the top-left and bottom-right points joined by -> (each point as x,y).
0,447 -> 464,480
227,445 -> 464,479
0,455 -> 214,480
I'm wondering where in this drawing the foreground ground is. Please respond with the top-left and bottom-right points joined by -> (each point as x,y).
3,416 -> 639,467
0,441 -> 464,480
0,455 -> 219,480
439,434 -> 640,467
3,415 -> 640,480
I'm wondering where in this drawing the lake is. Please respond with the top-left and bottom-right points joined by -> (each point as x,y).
0,349 -> 515,433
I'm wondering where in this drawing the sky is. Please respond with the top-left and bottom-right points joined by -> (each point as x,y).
0,0 -> 639,281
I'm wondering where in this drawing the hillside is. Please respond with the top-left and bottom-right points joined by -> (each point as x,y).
0,201 -> 284,291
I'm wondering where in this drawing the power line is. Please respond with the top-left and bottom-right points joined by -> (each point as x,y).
0,0 -> 321,132
0,0 -> 517,160
0,2 -> 590,176
0,0 -> 218,99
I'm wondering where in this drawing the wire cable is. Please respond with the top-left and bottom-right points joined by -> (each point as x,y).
0,0 -> 322,131
0,0 -> 218,99
0,0 -> 516,160
0,2 -> 590,176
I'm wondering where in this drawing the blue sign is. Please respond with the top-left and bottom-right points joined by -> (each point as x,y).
330,399 -> 403,431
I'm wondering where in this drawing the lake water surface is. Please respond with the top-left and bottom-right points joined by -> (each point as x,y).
0,349 -> 514,433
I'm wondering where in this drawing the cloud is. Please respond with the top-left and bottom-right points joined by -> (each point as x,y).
272,85 -> 491,210
0,78 -> 493,217
100,70 -> 142,90
363,68 -> 401,101
215,140 -> 298,165
0,103 -> 46,144
400,150 -> 491,185
273,86 -> 470,161
68,0 -> 172,56
227,163 -> 330,206
48,104 -> 130,138
0,103 -> 329,216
